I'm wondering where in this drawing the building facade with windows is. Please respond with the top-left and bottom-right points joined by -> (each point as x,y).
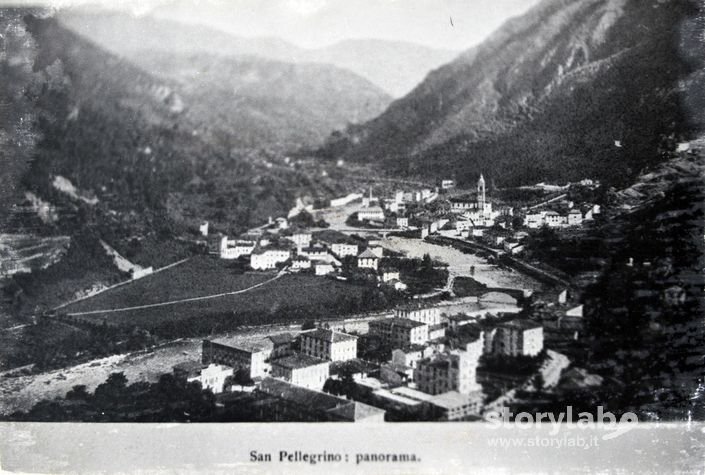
495,320 -> 544,357
395,305 -> 442,325
270,354 -> 330,390
368,318 -> 429,348
251,248 -> 291,270
414,349 -> 482,396
202,338 -> 274,379
300,328 -> 358,362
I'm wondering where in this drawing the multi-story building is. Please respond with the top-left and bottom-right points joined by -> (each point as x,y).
173,362 -> 233,394
357,207 -> 385,221
395,305 -> 442,325
391,345 -> 439,371
270,354 -> 330,390
220,237 -> 257,259
524,213 -> 544,229
288,232 -> 312,250
291,255 -> 311,270
299,245 -> 328,261
202,337 -> 274,379
368,318 -> 429,348
331,242 -> 359,258
414,349 -> 482,395
495,320 -> 544,356
380,269 -> 400,283
357,249 -> 380,271
428,323 -> 447,340
441,179 -> 455,190
396,217 -> 409,228
299,328 -> 358,362
251,248 -> 291,270
567,209 -> 583,226
314,262 -> 336,276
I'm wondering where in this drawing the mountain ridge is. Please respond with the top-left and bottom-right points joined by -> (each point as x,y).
56,9 -> 458,97
321,0 -> 703,187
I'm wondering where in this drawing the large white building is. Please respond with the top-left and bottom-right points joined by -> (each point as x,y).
173,362 -> 233,394
414,349 -> 482,396
368,318 -> 429,348
220,237 -> 256,259
202,338 -> 273,380
201,334 -> 294,381
270,354 -> 330,390
489,320 -> 544,357
331,242 -> 359,258
251,248 -> 291,270
391,345 -> 440,371
357,248 -> 380,271
288,232 -> 312,250
357,207 -> 385,222
394,305 -> 442,325
300,328 -> 358,362
524,209 -> 583,229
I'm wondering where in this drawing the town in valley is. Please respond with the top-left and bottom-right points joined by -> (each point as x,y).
0,0 -> 703,427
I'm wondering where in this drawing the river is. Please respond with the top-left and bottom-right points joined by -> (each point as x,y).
380,236 -> 544,292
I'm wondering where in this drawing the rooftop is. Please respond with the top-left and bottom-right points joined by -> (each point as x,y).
208,336 -> 274,353
272,354 -> 329,370
268,333 -> 295,345
395,302 -> 439,312
301,328 -> 357,343
391,386 -> 435,403
501,319 -> 543,331
327,401 -> 385,422
301,245 -> 327,253
372,388 -> 421,406
370,318 -> 427,329
357,249 -> 380,259
251,246 -> 292,256
429,390 -> 483,410
259,378 -> 384,421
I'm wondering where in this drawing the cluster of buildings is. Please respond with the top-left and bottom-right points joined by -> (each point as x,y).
173,325 -> 388,422
171,297 -> 547,422
523,199 -> 601,229
198,327 -> 359,391
214,223 -> 398,281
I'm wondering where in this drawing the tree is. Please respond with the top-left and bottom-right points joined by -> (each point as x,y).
66,385 -> 90,401
422,253 -> 433,273
533,373 -> 545,392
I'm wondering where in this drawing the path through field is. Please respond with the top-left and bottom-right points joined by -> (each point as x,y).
65,268 -> 288,316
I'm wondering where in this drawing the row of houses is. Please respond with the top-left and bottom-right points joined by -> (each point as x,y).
524,204 -> 601,229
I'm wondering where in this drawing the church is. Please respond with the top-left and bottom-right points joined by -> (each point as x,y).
449,174 -> 493,216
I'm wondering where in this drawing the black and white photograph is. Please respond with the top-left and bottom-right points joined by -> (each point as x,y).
0,0 -> 703,472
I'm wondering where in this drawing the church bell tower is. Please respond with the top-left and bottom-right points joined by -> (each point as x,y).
477,174 -> 486,211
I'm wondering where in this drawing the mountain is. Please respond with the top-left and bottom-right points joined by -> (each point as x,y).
56,10 -> 458,97
13,14 -> 372,234
302,40 -> 458,97
322,0 -> 704,187
123,51 -> 391,149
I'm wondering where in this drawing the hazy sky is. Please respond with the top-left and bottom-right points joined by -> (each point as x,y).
37,0 -> 540,50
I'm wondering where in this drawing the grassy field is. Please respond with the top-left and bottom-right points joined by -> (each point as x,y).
63,256 -> 269,313
61,256 -> 378,329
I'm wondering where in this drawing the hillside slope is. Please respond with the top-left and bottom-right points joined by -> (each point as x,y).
323,0 -> 703,187
126,51 -> 391,149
